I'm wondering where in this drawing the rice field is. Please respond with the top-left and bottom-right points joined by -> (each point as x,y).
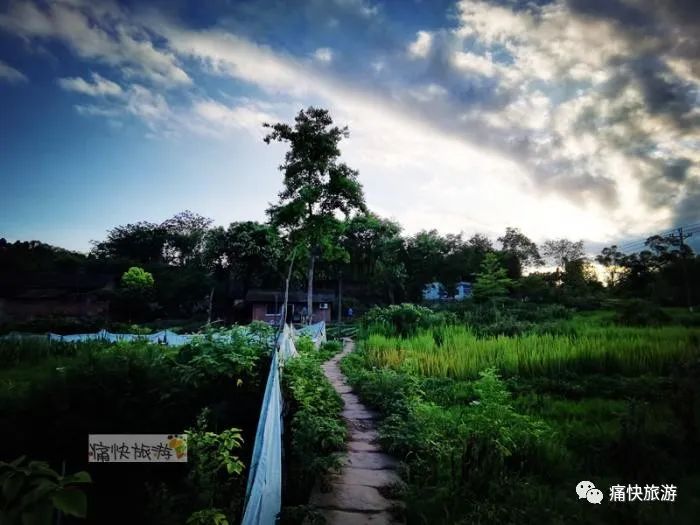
363,324 -> 700,378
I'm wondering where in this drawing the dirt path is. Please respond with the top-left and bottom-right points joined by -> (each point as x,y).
309,339 -> 404,524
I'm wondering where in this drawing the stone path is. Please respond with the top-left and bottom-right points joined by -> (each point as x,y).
309,339 -> 404,525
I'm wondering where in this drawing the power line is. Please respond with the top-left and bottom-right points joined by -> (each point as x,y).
613,221 -> 700,253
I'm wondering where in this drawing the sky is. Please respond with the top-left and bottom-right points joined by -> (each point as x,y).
0,0 -> 698,254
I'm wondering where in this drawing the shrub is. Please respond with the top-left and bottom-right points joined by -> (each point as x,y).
294,335 -> 315,354
362,304 -> 455,337
319,339 -> 342,358
614,299 -> 671,326
281,351 -> 346,506
0,457 -> 92,524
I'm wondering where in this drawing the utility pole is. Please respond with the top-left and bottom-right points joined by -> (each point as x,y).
677,227 -> 694,312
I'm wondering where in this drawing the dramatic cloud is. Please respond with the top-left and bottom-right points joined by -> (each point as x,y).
0,0 -> 190,86
0,58 -> 26,83
0,0 -> 697,245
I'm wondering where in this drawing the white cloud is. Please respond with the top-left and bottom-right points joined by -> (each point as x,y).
407,30 -> 432,59
451,50 -> 502,77
189,99 -> 279,138
0,0 -> 190,86
58,72 -> 123,96
124,84 -> 170,123
152,21 -> 632,241
408,83 -> 447,102
75,104 -> 121,117
0,59 -> 27,83
313,47 -> 334,64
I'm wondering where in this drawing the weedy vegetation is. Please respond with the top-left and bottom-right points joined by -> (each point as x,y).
343,305 -> 700,524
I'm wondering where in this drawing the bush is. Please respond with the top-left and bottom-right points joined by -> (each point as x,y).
319,340 -> 342,357
614,299 -> 671,326
362,304 -> 455,337
281,351 -> 346,507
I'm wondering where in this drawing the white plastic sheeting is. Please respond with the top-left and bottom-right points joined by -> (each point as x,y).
240,349 -> 283,525
296,321 -> 327,349
43,329 -> 196,346
240,321 -> 326,525
277,324 -> 299,361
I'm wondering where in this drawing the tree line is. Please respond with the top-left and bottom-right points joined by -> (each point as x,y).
1,107 -> 698,323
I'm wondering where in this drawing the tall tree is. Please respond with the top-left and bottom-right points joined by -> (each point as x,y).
404,230 -> 452,300
342,213 -> 406,302
264,107 -> 366,323
92,221 -> 168,264
468,233 -> 494,253
497,227 -> 542,277
596,245 -> 627,288
162,211 -> 213,266
542,239 -> 585,272
204,221 -> 283,296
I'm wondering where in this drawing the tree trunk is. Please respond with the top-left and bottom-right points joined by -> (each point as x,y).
307,254 -> 315,325
337,271 -> 343,324
207,286 -> 215,325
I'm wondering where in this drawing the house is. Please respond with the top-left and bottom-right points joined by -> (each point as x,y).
422,281 -> 472,302
455,281 -> 473,300
422,282 -> 447,301
245,289 -> 335,325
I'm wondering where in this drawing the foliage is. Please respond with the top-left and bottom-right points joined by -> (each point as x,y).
161,211 -> 213,266
342,213 -> 406,302
362,303 -> 454,337
362,324 -> 700,379
294,335 -> 315,354
120,266 -> 155,293
0,456 -> 91,524
614,298 -> 671,326
186,509 -> 229,525
497,226 -> 543,275
472,253 -> 513,302
541,238 -> 585,271
281,344 -> 346,507
185,409 -> 245,519
203,221 -> 282,294
264,107 -> 366,319
0,332 -> 268,524
319,339 -> 342,356
343,311 -> 700,524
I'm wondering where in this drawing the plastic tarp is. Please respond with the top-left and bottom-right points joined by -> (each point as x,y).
241,323 -> 307,525
297,321 -> 327,349
277,325 -> 299,361
41,329 -> 195,346
241,346 -> 283,525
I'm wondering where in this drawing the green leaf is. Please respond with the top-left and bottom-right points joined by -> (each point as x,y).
10,456 -> 27,468
51,489 -> 87,518
62,471 -> 92,485
3,472 -> 24,502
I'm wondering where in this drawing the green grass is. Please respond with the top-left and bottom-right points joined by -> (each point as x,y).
363,324 -> 700,379
343,309 -> 700,524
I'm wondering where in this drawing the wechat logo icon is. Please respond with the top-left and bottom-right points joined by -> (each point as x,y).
576,481 -> 603,504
